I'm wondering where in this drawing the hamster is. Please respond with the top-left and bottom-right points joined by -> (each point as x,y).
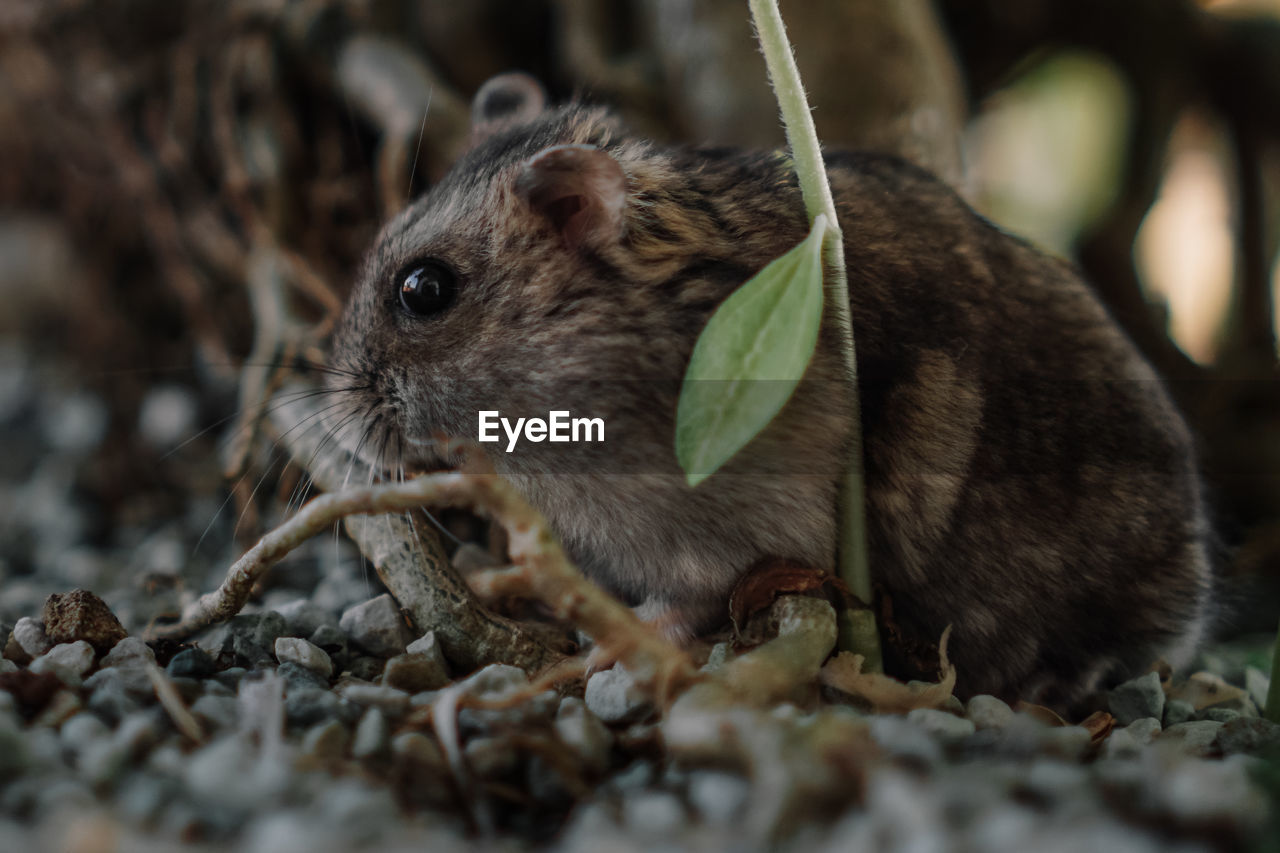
327,73 -> 1214,705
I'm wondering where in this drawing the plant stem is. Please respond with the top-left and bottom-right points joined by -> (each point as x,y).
748,0 -> 880,669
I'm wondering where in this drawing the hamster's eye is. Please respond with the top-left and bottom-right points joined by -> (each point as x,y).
397,262 -> 457,317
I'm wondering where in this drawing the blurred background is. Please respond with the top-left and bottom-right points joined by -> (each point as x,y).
0,0 -> 1277,634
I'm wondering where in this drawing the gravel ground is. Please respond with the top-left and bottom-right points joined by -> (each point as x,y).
1,366 -> 1278,852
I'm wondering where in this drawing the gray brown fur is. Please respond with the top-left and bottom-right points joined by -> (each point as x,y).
328,83 -> 1213,705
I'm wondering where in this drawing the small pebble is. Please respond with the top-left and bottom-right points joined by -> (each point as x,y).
555,697 -> 614,773
274,637 -> 333,679
352,708 -> 390,761
29,640 -> 95,687
966,695 -> 1014,730
1215,716 -> 1280,756
1160,721 -> 1224,757
41,589 -> 127,653
276,661 -> 330,693
464,735 -> 520,778
101,637 -> 156,669
1108,671 -> 1165,726
302,720 -> 350,760
687,771 -> 750,824
274,600 -> 338,638
337,683 -> 410,718
907,708 -> 975,742
339,595 -> 412,658
191,695 -> 240,732
13,617 -> 53,658
585,665 -> 654,725
383,651 -> 448,693
622,790 -> 686,839
166,647 -> 217,680
1163,699 -> 1195,727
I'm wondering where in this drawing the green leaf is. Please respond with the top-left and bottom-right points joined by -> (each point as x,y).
675,214 -> 827,486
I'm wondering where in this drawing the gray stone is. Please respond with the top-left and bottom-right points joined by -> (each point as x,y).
338,683 -> 411,718
273,600 -> 339,638
302,720 -> 350,760
352,708 -> 390,760
166,647 -> 216,680
461,663 -> 528,697
113,710 -> 164,760
687,771 -> 750,824
115,773 -> 173,824
86,670 -> 142,722
1201,707 -> 1242,724
966,695 -> 1014,730
214,667 -> 248,691
308,624 -> 349,663
555,697 -> 614,773
1246,666 -> 1271,712
0,659 -> 16,674
274,637 -> 333,679
339,595 -> 412,658
1040,725 -> 1093,761
1155,753 -> 1268,825
33,778 -> 95,819
184,734 -> 293,811
622,790 -> 686,838
1022,758 -> 1090,800
585,665 -> 654,725
60,711 -> 112,750
1163,698 -> 1195,727
276,661 -> 330,693
383,651 -> 449,693
1200,694 -> 1260,718
76,737 -> 130,785
1108,671 -> 1165,725
1215,716 -> 1280,756
869,715 -> 944,765
191,695 -> 240,731
390,731 -> 445,769
1161,720 -> 1224,757
701,642 -> 733,674
12,617 -> 52,658
29,640 -> 95,686
907,708 -> 976,742
464,735 -> 520,778
101,636 -> 156,668
287,687 -> 344,727
347,655 -> 385,681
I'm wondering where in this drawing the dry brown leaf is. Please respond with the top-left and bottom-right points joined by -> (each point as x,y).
1167,671 -> 1250,710
728,558 -> 848,633
819,625 -> 955,714
1013,701 -> 1069,727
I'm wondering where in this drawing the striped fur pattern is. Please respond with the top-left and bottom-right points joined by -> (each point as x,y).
328,88 -> 1214,705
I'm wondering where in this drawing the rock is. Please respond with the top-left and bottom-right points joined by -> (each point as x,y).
1246,666 -> 1271,712
687,771 -> 750,824
337,683 -> 411,718
302,720 -> 350,760
869,715 -> 944,766
622,790 -> 686,838
276,662 -> 330,693
1163,699 -> 1195,727
286,688 -> 361,728
339,595 -> 412,658
101,637 -> 156,668
1156,753 -> 1269,826
113,710 -> 163,760
274,638 -> 333,679
1200,695 -> 1260,718
136,385 -> 196,448
0,659 -> 16,675
86,671 -> 142,723
115,773 -> 174,825
12,617 -> 52,658
1108,671 -> 1165,725
352,708 -> 389,760
966,695 -> 1014,730
464,735 -> 520,779
1201,707 -> 1242,724
308,624 -> 350,661
907,708 -> 976,742
29,641 -> 95,687
585,665 -> 654,725
166,647 -> 217,680
60,711 -> 112,749
700,642 -> 733,674
383,651 -> 449,693
1215,716 -> 1280,756
555,697 -> 614,773
41,589 -> 127,654
1160,721 -> 1224,757
347,655 -> 386,682
390,731 -> 445,769
273,600 -> 339,638
1104,718 -> 1161,758
76,737 -> 130,786
202,613 -> 287,666
191,695 -> 240,731
83,664 -> 152,701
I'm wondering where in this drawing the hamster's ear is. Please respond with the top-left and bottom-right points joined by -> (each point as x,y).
470,72 -> 546,146
515,144 -> 626,249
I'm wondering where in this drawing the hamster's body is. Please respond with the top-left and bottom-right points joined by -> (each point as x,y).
329,79 -> 1213,705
